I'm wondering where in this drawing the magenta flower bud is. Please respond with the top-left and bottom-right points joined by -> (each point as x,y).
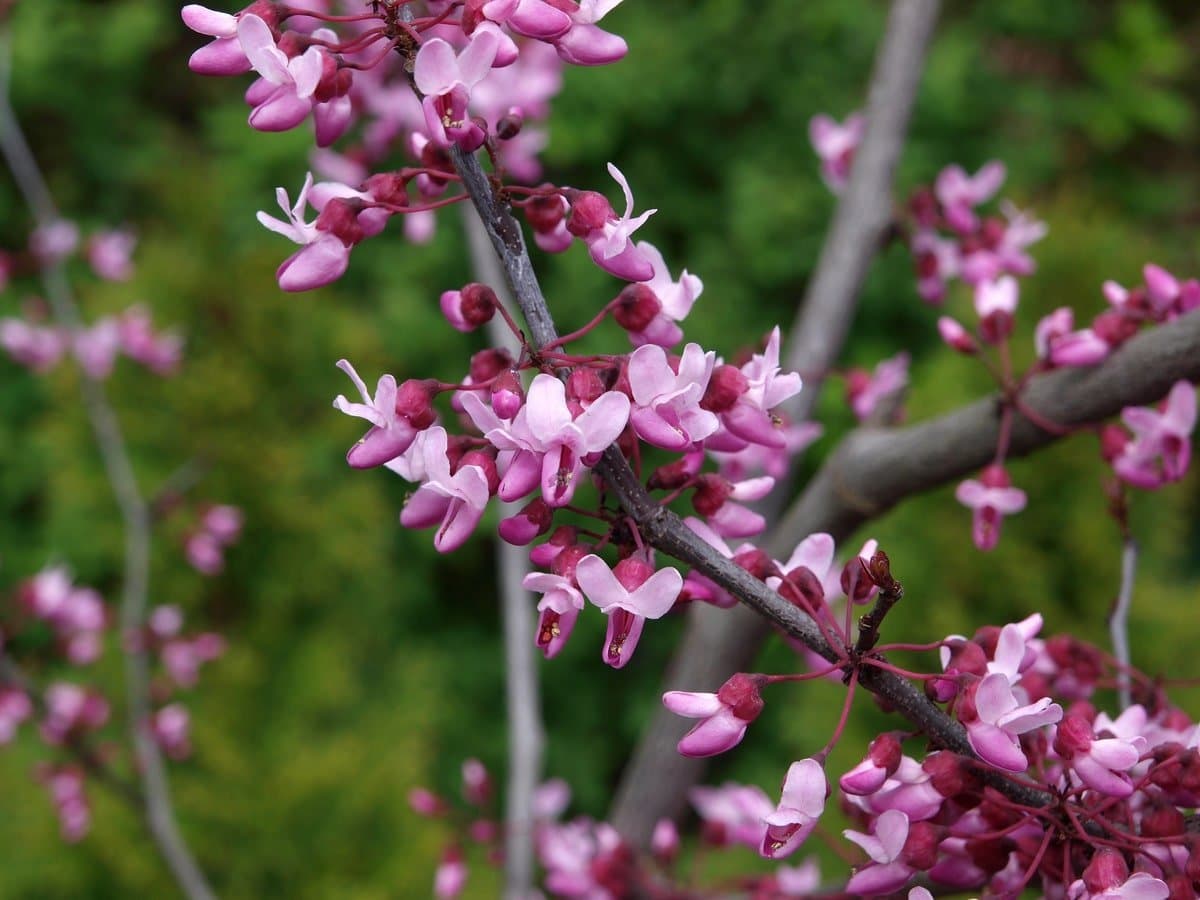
691,473 -> 732,518
434,846 -> 467,899
1141,804 -> 1185,839
462,758 -> 491,806
496,110 -> 523,140
647,451 -> 704,490
909,186 -> 939,227
1082,849 -> 1130,894
394,379 -> 437,430
700,364 -> 749,413
922,752 -> 975,800
528,525 -> 578,567
460,283 -> 499,327
901,821 -> 941,871
731,547 -> 774,582
650,818 -> 679,862
566,367 -> 605,405
1052,714 -> 1094,758
459,450 -> 499,495
938,316 -> 977,354
1179,279 -> 1200,313
612,283 -> 662,333
468,347 -> 514,383
498,498 -> 553,546
779,566 -> 826,610
525,189 -> 567,233
408,787 -> 446,817
490,370 -> 524,419
1092,309 -> 1139,347
840,557 -> 874,605
565,190 -> 614,237
663,673 -> 765,758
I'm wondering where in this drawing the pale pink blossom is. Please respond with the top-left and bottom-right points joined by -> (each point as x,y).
1112,380 -> 1195,489
628,342 -> 718,449
663,673 -> 764,758
553,0 -> 629,66
332,359 -> 420,468
624,241 -> 703,346
808,112 -> 865,192
399,427 -> 492,553
935,161 -> 1005,233
846,352 -> 909,422
582,164 -> 657,281
151,704 -> 192,760
238,14 -> 325,133
257,173 -> 352,291
182,3 -> 255,75
761,758 -> 828,859
30,220 -> 80,265
575,553 -> 682,668
73,318 -> 122,379
414,26 -> 501,150
0,318 -> 66,372
955,464 -> 1026,552
843,809 -> 916,895
689,782 -> 773,849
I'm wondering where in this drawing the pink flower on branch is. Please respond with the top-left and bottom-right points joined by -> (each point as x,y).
399,427 -> 493,553
808,112 -> 864,192
575,554 -> 681,668
257,173 -> 356,292
761,758 -> 829,859
955,464 -> 1026,552
662,673 -> 765,758
1110,380 -> 1196,489
414,26 -> 502,150
333,359 -> 434,468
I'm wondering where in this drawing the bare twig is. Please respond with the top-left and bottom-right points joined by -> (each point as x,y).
1110,537 -> 1138,711
613,0 -> 941,840
0,33 -> 216,900
461,205 -> 545,899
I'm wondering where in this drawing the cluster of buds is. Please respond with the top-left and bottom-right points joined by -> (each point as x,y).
184,504 -> 245,575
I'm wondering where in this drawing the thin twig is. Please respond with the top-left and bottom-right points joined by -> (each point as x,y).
1109,537 -> 1138,711
0,32 -> 216,900
460,205 -> 545,899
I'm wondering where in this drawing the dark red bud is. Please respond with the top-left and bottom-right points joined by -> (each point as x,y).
315,198 -> 364,246
901,821 -> 941,871
839,557 -> 874,604
525,189 -> 566,232
979,216 -> 1005,248
469,347 -> 515,383
496,111 -> 523,140
908,187 -> 939,228
459,450 -> 500,494
459,282 -> 498,327
363,172 -> 409,207
567,368 -> 605,405
715,673 -> 765,722
966,835 -> 1014,874
395,378 -> 437,429
1100,424 -> 1130,462
867,733 -> 903,775
552,544 -> 589,579
565,191 -> 614,237
612,283 -> 662,333
647,456 -> 698,491
1166,874 -> 1194,900
691,474 -> 732,518
1092,310 -> 1139,347
613,557 -> 655,592
779,566 -> 825,611
1185,839 -> 1200,882
979,464 -> 1011,489
700,365 -> 749,413
731,548 -> 774,581
1052,714 -> 1094,759
1141,804 -> 1185,839
1082,849 -> 1129,893
923,752 -> 978,800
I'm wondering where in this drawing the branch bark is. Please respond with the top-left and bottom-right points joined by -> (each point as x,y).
0,33 -> 216,900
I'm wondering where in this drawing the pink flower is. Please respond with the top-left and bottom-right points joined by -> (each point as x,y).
73,318 -> 122,380
151,704 -> 192,760
846,352 -> 910,422
937,316 -> 977,354
965,669 -> 1062,773
522,558 -> 586,659
399,427 -> 492,553
912,229 -> 960,303
519,373 -> 630,507
689,782 -> 773,849
843,809 -> 917,895
182,3 -> 256,75
433,846 -> 468,899
40,683 -> 110,745
0,318 -> 66,372
840,733 -> 903,796
257,173 -> 353,291
808,112 -> 865,192
30,219 -> 80,264
707,327 -> 803,450
40,765 -> 91,842
973,276 -> 1018,344
553,0 -> 630,66
414,26 -> 501,150
1037,307 -> 1111,367
935,161 -> 1005,234
955,464 -> 1026,552
238,14 -> 325,133
86,229 -> 136,281
662,673 -> 765,758
332,359 -> 421,468
624,241 -> 703,346
0,688 -> 33,743
575,554 -> 682,668
628,342 -> 718,450
1053,714 -> 1142,798
538,818 -> 624,896
117,307 -> 182,374
202,505 -> 243,543
582,164 -> 657,281
761,758 -> 828,859
1112,380 -> 1196,489
1067,849 -> 1169,899
473,0 -> 572,41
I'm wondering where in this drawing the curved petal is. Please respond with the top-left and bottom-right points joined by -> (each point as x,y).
276,234 -> 350,291
575,554 -> 625,613
237,14 -> 290,84
413,39 -> 460,95
662,691 -> 723,718
625,566 -> 683,619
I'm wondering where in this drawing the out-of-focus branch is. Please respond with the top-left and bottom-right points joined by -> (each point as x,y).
613,0 -> 941,841
1110,537 -> 1138,711
461,205 -> 545,899
0,33 -> 216,900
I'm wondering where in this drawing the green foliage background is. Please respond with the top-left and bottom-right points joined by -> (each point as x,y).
0,0 -> 1197,896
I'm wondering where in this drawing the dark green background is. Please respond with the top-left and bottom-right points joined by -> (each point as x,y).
0,1 -> 1197,895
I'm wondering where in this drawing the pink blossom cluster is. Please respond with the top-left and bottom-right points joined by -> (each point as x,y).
668,612 -> 1200,898
0,565 -> 227,840
0,305 -> 182,378
184,504 -> 245,575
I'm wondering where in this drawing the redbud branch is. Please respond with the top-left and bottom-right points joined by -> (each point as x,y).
0,33 -> 216,900
1109,536 -> 1138,710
